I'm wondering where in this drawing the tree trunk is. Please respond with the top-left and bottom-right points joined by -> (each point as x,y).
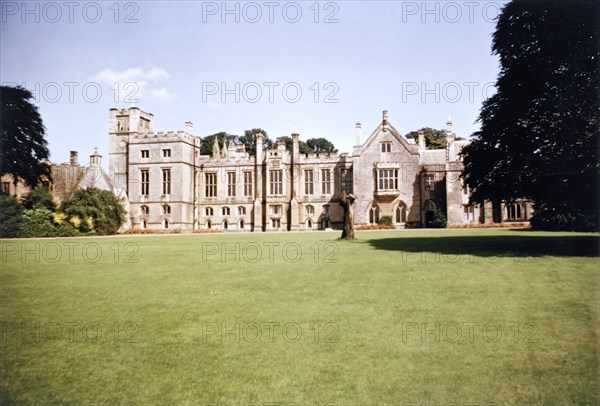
340,191 -> 356,240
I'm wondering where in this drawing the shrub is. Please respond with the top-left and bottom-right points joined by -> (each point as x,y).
60,188 -> 126,235
122,229 -> 155,234
19,208 -> 57,237
378,215 -> 394,228
55,221 -> 80,237
356,224 -> 393,230
0,194 -> 23,238
431,210 -> 447,228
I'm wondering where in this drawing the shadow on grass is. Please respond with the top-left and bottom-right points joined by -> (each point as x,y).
367,234 -> 599,258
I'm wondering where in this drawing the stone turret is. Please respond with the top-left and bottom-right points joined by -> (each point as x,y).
90,147 -> 102,166
220,140 -> 228,159
212,138 -> 221,159
253,132 -> 265,232
185,121 -> 193,135
446,115 -> 454,162
109,107 -> 154,193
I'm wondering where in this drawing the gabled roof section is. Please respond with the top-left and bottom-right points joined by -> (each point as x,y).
355,112 -> 419,156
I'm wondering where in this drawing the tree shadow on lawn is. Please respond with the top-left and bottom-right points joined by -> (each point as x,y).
366,234 -> 599,258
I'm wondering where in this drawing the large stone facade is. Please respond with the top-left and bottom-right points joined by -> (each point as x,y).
106,107 -> 533,232
0,106 -> 533,230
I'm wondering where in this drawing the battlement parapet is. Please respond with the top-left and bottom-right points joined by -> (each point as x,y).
130,131 -> 200,144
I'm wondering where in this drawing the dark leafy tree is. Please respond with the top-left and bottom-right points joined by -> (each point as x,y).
405,127 -> 462,149
299,141 -> 312,155
60,187 -> 126,235
305,138 -> 338,154
0,194 -> 23,237
461,0 -> 600,231
238,128 -> 272,156
22,186 -> 56,211
0,86 -> 51,190
278,136 -> 311,154
200,132 -> 237,156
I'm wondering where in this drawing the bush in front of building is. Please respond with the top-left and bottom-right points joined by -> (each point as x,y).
0,187 -> 126,238
356,224 -> 393,230
378,216 -> 394,228
60,188 -> 126,235
22,186 -> 56,211
431,210 -> 447,228
19,207 -> 58,238
122,229 -> 155,235
0,194 -> 24,238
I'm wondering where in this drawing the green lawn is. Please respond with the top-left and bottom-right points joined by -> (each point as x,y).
0,229 -> 598,405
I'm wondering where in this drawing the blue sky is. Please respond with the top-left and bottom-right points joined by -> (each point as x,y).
1,1 -> 506,166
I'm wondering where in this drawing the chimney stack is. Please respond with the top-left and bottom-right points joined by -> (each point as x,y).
355,123 -> 362,146
185,121 -> 193,135
418,130 -> 426,150
255,132 -> 264,164
291,132 -> 299,161
70,151 -> 78,166
382,110 -> 389,131
276,138 -> 286,152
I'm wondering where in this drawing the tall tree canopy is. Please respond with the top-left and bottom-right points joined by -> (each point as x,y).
238,128 -> 273,156
461,0 -> 599,230
305,138 -> 337,154
405,127 -> 462,149
278,136 -> 325,155
200,129 -> 337,157
0,86 -> 51,189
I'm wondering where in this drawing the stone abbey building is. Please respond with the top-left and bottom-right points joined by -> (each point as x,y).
105,107 -> 532,232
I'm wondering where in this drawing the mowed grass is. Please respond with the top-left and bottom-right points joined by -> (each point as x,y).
0,229 -> 598,405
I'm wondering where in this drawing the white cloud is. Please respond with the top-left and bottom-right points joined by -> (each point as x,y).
148,88 -> 176,102
206,101 -> 222,110
91,66 -> 174,103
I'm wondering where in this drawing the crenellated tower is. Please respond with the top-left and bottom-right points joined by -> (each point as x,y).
108,107 -> 154,193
